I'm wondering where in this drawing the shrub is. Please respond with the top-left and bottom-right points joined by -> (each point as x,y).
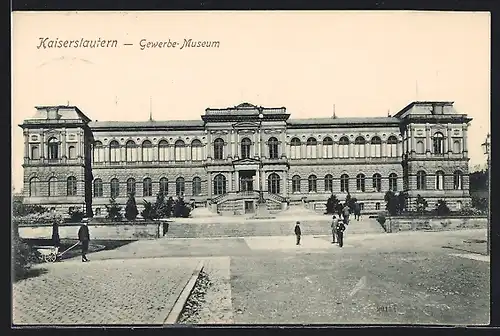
105,197 -> 123,221
69,207 -> 85,222
125,192 -> 139,221
435,199 -> 451,216
12,224 -> 34,279
325,195 -> 340,214
415,194 -> 428,213
141,200 -> 155,220
471,197 -> 488,212
13,202 -> 48,217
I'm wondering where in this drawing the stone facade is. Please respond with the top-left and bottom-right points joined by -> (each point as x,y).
19,101 -> 472,216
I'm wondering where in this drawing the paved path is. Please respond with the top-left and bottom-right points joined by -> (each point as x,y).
13,257 -> 200,325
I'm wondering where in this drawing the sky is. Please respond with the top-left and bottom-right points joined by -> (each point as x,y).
11,11 -> 491,192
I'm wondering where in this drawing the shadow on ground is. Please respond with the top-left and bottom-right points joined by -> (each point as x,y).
14,267 -> 49,283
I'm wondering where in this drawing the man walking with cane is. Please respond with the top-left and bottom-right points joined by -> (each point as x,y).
78,219 -> 90,262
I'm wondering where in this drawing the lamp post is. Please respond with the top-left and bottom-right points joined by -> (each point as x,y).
481,133 -> 491,256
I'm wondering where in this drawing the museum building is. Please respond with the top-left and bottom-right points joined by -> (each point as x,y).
19,101 -> 472,216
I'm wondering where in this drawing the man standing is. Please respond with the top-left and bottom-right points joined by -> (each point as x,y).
331,215 -> 339,244
342,203 -> 350,225
78,220 -> 90,262
294,221 -> 302,245
354,202 -> 361,221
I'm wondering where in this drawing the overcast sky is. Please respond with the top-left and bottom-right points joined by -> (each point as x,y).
12,11 -> 490,192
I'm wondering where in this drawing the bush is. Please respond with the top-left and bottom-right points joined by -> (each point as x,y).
325,194 -> 340,214
12,235 -> 33,280
13,202 -> 48,217
69,207 -> 85,222
106,197 -> 123,221
125,192 -> 139,221
435,199 -> 451,216
415,194 -> 428,213
471,197 -> 488,212
141,200 -> 155,220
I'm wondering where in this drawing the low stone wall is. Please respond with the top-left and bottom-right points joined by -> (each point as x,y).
385,216 -> 488,233
18,223 -> 161,240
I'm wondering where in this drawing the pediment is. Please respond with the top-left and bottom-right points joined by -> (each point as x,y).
233,158 -> 260,165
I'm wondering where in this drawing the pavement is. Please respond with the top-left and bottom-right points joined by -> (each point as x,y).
12,228 -> 490,325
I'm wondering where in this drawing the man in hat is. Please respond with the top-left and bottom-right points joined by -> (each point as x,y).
78,219 -> 90,262
294,221 -> 302,245
331,214 -> 339,244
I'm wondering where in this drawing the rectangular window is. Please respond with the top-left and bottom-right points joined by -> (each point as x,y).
375,202 -> 380,210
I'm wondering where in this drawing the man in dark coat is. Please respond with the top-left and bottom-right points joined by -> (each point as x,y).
78,220 -> 90,262
52,221 -> 60,247
294,221 -> 302,245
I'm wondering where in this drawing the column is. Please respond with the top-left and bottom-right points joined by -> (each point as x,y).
207,172 -> 212,198
301,141 -> 306,158
206,132 -> 212,159
381,140 -> 387,157
255,170 -> 259,191
280,131 -> 286,157
61,129 -> 67,158
121,144 -> 126,162
40,130 -> 45,158
261,170 -> 266,192
235,170 -> 239,192
153,142 -> 158,161
333,141 -> 338,158
410,126 -> 416,153
349,141 -> 354,158
364,141 -> 370,158
169,145 -> 174,161
23,131 -> 29,159
462,124 -> 468,156
397,139 -> 402,158
285,139 -> 290,158
228,171 -> 233,191
425,124 -> 431,153
447,123 -> 453,153
230,131 -> 235,158
318,142 -> 323,159
444,126 -> 449,153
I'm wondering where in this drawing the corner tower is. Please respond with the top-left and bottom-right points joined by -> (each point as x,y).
19,105 -> 94,216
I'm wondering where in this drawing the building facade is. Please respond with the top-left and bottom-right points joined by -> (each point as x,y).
19,101 -> 472,216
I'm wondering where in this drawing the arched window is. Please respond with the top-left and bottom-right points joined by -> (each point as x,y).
176,177 -> 185,196
453,140 -> 461,154
356,173 -> 366,192
306,137 -> 317,159
48,137 -> 59,160
340,174 -> 349,192
371,137 -> 382,158
109,140 -> 120,162
324,174 -> 333,192
435,171 -> 445,190
31,145 -> 39,160
191,140 -> 203,161
93,178 -> 103,197
48,177 -> 57,197
389,173 -> 398,191
68,146 -> 76,159
143,178 -> 152,197
292,175 -> 301,193
158,140 -> 169,161
308,175 -> 317,192
323,137 -> 333,158
372,173 -> 382,192
93,141 -> 104,162
268,173 -> 281,194
110,178 -> 120,198
387,136 -> 398,157
416,171 -> 426,190
67,176 -> 77,196
192,177 -> 202,195
142,140 -> 153,162
241,138 -> 251,159
159,177 -> 168,195
175,140 -> 186,161
268,137 -> 279,159
213,174 -> 226,195
416,141 -> 425,154
214,138 -> 225,160
453,170 -> 463,190
339,137 -> 349,158
127,178 -> 136,195
354,136 -> 366,158
125,140 -> 137,162
29,177 -> 40,197
433,132 -> 444,154
290,138 -> 301,159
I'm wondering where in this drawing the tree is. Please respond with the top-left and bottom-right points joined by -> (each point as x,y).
105,197 -> 123,221
396,191 -> 408,214
384,191 -> 398,215
325,194 -> 340,214
68,207 -> 85,222
125,192 -> 139,221
415,194 -> 428,213
141,200 -> 155,220
152,192 -> 168,219
435,199 -> 451,216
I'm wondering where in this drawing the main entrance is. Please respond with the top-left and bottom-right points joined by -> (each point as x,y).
239,170 -> 256,192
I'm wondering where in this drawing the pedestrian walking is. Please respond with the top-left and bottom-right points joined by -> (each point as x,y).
331,215 -> 339,244
342,203 -> 350,225
52,220 -> 60,247
336,219 -> 347,247
78,220 -> 90,262
294,221 -> 302,245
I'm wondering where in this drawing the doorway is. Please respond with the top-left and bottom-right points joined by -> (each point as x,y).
245,201 -> 254,213
239,170 -> 255,192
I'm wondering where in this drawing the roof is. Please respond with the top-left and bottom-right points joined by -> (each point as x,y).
393,101 -> 454,118
89,120 -> 205,129
287,116 -> 400,126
